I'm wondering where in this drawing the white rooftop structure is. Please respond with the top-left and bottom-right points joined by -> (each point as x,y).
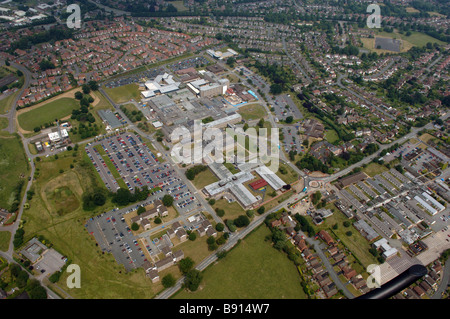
142,73 -> 180,97
255,165 -> 286,190
48,129 -> 68,142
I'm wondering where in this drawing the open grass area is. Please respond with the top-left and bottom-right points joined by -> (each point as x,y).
0,90 -> 20,114
276,163 -> 299,185
173,225 -> 307,299
0,117 -> 8,130
362,162 -> 388,177
212,198 -> 245,221
103,83 -> 141,104
362,29 -> 446,54
0,134 -> 29,211
0,231 -> 11,252
237,103 -> 267,121
17,97 -> 80,132
325,129 -> 339,144
191,168 -> 219,190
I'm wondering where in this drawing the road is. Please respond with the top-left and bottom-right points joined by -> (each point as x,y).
432,256 -> 450,299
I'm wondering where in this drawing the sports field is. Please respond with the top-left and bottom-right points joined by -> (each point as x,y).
17,97 -> 80,132
173,225 -> 307,299
103,83 -> 141,104
0,134 -> 29,211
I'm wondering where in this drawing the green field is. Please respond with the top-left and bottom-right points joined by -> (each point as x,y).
103,83 -> 141,104
0,134 -> 29,211
325,129 -> 339,144
237,103 -> 267,121
0,231 -> 11,252
0,90 -> 20,114
212,198 -> 245,221
17,98 -> 80,132
362,162 -> 388,177
191,168 -> 219,190
173,225 -> 307,299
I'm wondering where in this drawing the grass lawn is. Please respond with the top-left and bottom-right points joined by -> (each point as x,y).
276,163 -> 299,184
0,231 -> 11,252
17,98 -> 80,132
0,117 -> 8,130
0,90 -> 20,114
237,103 -> 267,121
212,199 -> 245,221
103,83 -> 141,104
191,168 -> 219,190
325,129 -> 339,144
362,162 -> 388,177
362,29 -> 446,54
0,134 -> 29,211
173,225 -> 308,299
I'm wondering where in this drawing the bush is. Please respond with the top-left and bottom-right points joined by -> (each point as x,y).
233,215 -> 250,228
183,269 -> 203,292
162,274 -> 176,288
215,223 -> 225,232
188,232 -> 197,241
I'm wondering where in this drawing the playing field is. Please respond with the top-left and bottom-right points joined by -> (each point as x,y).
17,97 -> 80,132
173,225 -> 307,299
0,134 -> 29,211
103,83 -> 141,104
237,103 -> 267,121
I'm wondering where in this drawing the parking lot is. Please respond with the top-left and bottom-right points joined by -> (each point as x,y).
86,132 -> 200,212
168,56 -> 210,72
103,67 -> 165,89
272,94 -> 303,122
282,126 -> 304,154
86,208 -> 147,271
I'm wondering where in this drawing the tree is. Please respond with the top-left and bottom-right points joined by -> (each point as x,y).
137,206 -> 146,215
234,215 -> 250,228
131,222 -> 139,231
74,91 -> 83,100
343,221 -> 351,227
162,194 -> 174,207
257,206 -> 265,215
154,217 -> 162,224
178,257 -> 195,275
162,274 -> 176,288
188,232 -> 197,241
285,116 -> 294,124
183,269 -> 203,292
206,236 -> 216,245
216,208 -> 225,217
82,84 -> 91,94
215,223 -> 225,232
88,80 -> 99,91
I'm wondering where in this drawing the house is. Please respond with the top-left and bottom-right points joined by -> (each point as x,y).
297,239 -> 307,252
166,228 -> 175,239
342,266 -> 357,280
197,226 -> 206,237
419,280 -> 432,293
155,255 -> 174,271
173,250 -> 184,262
161,246 -> 172,257
148,269 -> 159,283
323,284 -> 338,298
318,230 -> 334,246
328,246 -> 339,256
175,228 -> 187,242
413,286 -> 425,297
